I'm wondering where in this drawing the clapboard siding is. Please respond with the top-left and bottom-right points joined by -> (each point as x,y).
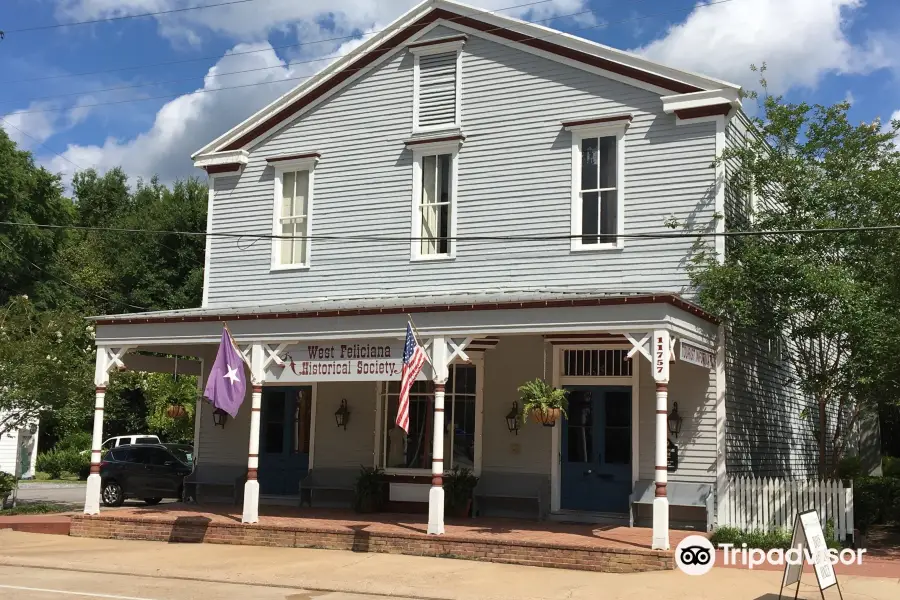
722,114 -> 841,478
205,27 -> 716,307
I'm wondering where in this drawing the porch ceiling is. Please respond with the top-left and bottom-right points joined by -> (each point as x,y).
92,290 -> 719,349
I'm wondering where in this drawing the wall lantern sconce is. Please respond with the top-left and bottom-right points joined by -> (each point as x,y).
335,399 -> 350,430
506,401 -> 520,435
212,408 -> 229,429
668,402 -> 683,438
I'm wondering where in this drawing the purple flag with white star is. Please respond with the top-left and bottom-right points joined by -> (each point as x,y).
203,328 -> 247,417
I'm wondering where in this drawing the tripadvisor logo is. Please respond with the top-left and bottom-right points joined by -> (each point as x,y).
676,536 -> 716,575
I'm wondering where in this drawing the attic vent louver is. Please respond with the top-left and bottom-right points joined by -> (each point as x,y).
417,51 -> 457,129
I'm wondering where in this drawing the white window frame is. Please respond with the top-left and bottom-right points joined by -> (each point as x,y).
410,38 -> 465,135
567,121 -> 627,252
375,356 -> 483,477
270,155 -> 318,271
410,138 -> 460,261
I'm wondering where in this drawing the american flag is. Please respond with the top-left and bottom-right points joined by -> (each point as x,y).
396,323 -> 427,433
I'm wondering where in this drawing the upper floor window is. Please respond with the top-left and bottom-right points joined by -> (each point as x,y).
269,154 -> 318,269
408,138 -> 460,260
566,117 -> 629,251
410,37 -> 465,133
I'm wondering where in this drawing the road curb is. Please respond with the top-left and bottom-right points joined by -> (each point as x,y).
17,483 -> 86,490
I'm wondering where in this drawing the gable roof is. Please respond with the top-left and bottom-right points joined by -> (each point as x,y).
192,0 -> 741,162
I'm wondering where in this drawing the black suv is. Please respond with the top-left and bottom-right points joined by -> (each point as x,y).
100,443 -> 192,506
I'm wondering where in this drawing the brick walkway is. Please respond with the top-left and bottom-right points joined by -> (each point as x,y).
71,503 -> 691,573
0,514 -> 71,535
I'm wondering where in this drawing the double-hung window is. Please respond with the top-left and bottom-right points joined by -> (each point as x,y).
269,154 -> 317,269
566,118 -> 628,251
409,139 -> 460,260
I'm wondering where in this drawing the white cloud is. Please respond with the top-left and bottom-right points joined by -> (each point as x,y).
2,101 -> 93,152
40,0 -> 589,184
635,0 -> 895,93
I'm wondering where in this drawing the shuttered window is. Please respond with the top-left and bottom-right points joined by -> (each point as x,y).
416,51 -> 459,129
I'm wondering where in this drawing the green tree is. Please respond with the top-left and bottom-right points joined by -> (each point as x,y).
689,88 -> 900,475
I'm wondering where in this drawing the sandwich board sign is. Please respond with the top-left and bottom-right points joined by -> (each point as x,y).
779,509 -> 843,600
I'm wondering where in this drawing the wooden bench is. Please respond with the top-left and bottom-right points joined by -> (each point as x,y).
629,479 -> 714,531
299,468 -> 357,507
184,464 -> 246,505
473,472 -> 548,520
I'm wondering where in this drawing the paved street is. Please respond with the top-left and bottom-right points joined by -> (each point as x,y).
0,565 -> 397,600
0,531 -> 897,600
12,484 -> 178,510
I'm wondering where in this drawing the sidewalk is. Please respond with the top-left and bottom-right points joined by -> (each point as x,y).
0,530 -> 897,600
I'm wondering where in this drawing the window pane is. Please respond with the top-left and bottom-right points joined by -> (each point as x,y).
293,218 -> 307,264
422,155 -> 436,204
421,203 -> 439,255
281,172 -> 295,217
604,428 -> 630,464
381,385 -> 433,469
599,190 -> 617,243
293,171 -> 309,216
581,191 -> 599,244
581,138 -> 598,190
605,393 -> 630,427
599,136 -> 616,189
280,222 -> 295,265
567,427 -> 592,463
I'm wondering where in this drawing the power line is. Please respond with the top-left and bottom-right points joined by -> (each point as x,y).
6,0 -> 734,109
4,0 -> 270,34
0,117 -> 87,171
2,220 -> 899,243
3,0 -> 741,117
2,0 -> 556,84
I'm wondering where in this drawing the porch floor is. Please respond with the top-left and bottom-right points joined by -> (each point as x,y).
71,504 -> 692,573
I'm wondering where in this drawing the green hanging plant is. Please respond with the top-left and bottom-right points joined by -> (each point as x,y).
517,378 -> 568,426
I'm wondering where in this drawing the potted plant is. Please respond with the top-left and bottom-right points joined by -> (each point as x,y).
0,471 -> 16,509
166,404 -> 187,418
518,378 -> 569,426
444,466 -> 478,518
353,466 -> 386,513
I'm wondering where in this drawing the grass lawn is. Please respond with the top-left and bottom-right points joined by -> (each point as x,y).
0,502 -> 71,516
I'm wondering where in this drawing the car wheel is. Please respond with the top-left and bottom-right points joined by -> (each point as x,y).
143,498 -> 162,506
101,481 -> 124,507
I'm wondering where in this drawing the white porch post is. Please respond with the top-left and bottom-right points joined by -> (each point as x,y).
84,346 -> 129,515
652,330 -> 671,550
428,335 -> 449,535
242,344 -> 264,524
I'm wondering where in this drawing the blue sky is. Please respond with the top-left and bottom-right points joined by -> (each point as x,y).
2,0 -> 898,186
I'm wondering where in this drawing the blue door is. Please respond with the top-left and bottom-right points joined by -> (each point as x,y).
259,387 -> 312,495
560,386 -> 632,513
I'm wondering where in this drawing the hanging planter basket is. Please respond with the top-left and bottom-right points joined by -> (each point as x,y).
166,405 -> 187,419
530,407 -> 561,427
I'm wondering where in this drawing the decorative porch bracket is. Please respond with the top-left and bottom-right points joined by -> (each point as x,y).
626,330 -> 673,550
425,335 -> 473,536
84,346 -> 133,515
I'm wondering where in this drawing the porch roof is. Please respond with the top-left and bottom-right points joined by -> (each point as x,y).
91,290 -> 718,325
91,290 -> 720,351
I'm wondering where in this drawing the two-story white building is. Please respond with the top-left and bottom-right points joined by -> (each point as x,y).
82,0 -> 822,551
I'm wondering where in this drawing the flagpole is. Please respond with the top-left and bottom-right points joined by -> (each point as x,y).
222,321 -> 251,369
406,314 -> 433,366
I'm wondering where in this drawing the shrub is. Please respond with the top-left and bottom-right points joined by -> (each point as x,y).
883,456 -> 900,478
710,525 -> 838,550
854,476 -> 900,533
0,471 -> 15,496
837,455 -> 862,481
56,431 -> 92,453
35,448 -> 90,480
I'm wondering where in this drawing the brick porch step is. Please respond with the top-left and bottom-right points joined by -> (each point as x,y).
71,513 -> 674,573
0,514 -> 72,536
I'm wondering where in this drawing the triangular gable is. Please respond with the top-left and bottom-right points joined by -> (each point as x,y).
193,0 -> 740,161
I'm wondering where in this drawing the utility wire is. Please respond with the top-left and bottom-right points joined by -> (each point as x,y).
2,0 -> 556,83
2,220 -> 899,243
4,0 -> 271,34
3,0 -> 740,114
0,117 -> 87,171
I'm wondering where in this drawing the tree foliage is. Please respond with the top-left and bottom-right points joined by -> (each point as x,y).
689,79 -> 900,474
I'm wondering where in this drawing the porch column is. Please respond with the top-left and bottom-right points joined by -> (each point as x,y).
427,335 -> 450,535
427,380 -> 447,534
83,384 -> 106,515
652,330 -> 671,550
242,385 -> 262,523
242,344 -> 265,524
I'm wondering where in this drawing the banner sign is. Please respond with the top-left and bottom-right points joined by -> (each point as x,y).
265,341 -> 428,382
779,509 -> 840,599
679,341 -> 716,370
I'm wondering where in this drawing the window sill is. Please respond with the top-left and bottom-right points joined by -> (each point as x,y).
570,243 -> 625,253
410,254 -> 455,262
382,468 -> 450,476
269,264 -> 311,273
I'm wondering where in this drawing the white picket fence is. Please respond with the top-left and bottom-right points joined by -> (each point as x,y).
718,477 -> 854,541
